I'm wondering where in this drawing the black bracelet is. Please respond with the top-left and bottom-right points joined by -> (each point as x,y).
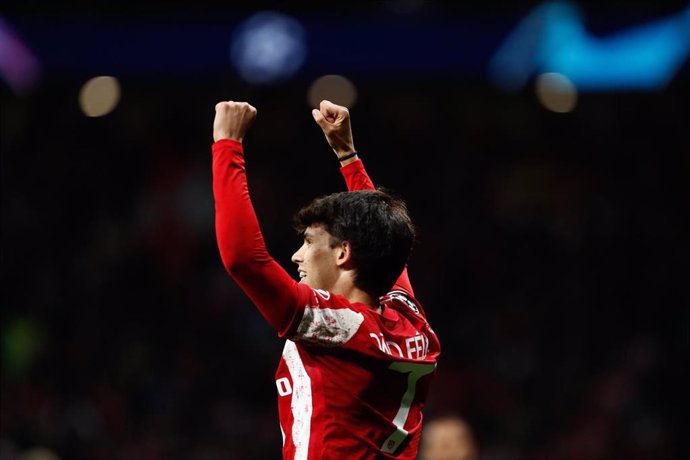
338,151 -> 358,162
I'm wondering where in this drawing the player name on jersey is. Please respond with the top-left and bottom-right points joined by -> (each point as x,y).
369,332 -> 430,360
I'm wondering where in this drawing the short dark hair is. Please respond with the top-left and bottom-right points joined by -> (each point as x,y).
293,189 -> 415,297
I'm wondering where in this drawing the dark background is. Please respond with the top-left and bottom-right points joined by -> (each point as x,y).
2,1 -> 689,459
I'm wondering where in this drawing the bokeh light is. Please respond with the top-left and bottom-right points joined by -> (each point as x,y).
1,317 -> 42,379
78,76 -> 121,117
0,15 -> 41,93
231,11 -> 307,84
490,3 -> 690,91
22,447 -> 61,460
535,72 -> 577,113
307,75 -> 358,109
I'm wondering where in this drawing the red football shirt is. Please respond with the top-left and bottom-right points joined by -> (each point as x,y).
212,139 -> 441,459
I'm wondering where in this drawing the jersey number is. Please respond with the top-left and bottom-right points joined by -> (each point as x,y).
380,362 -> 436,453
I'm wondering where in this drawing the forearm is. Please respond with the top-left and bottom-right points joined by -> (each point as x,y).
213,140 -> 270,270
212,139 -> 303,334
340,158 -> 375,191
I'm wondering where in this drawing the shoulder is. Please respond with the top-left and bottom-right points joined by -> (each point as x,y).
289,284 -> 373,347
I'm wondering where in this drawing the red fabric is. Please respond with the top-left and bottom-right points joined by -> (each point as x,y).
212,139 -> 305,336
212,141 -> 440,459
275,289 -> 440,460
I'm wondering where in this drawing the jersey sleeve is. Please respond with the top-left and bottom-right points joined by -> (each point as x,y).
340,159 -> 415,297
212,139 -> 310,337
284,284 -> 368,347
284,284 -> 393,358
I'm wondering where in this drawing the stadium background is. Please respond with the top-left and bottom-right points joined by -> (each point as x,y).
1,1 -> 688,459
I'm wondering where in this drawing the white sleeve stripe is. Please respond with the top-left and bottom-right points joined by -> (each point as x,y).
282,340 -> 312,460
294,307 -> 364,346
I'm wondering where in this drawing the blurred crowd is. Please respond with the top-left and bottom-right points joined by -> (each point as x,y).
2,74 -> 688,460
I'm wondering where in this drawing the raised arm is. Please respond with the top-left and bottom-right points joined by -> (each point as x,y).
312,100 -> 414,296
212,101 -> 308,335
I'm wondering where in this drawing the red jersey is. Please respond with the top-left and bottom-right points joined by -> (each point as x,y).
212,139 -> 440,459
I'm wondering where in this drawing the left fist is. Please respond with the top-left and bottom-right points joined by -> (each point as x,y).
213,101 -> 257,142
311,100 -> 355,158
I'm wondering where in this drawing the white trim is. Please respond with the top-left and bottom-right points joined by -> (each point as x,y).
283,340 -> 312,460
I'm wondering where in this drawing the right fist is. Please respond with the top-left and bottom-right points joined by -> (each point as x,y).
311,100 -> 356,157
213,101 -> 257,142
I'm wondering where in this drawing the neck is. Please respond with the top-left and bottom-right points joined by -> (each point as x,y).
345,288 -> 377,309
330,275 -> 377,309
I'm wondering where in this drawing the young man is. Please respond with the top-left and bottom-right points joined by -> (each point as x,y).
212,100 -> 440,459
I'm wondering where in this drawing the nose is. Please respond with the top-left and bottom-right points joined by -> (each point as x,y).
291,245 -> 304,264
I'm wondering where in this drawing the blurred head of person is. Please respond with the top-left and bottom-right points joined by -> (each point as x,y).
421,416 -> 478,460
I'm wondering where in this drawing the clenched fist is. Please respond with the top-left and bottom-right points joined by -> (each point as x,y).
213,101 -> 257,142
311,100 -> 356,159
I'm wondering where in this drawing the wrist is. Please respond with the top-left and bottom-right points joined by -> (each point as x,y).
213,138 -> 243,150
214,134 -> 242,142
337,151 -> 359,166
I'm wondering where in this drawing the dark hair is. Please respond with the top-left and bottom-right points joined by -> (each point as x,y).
293,189 -> 415,297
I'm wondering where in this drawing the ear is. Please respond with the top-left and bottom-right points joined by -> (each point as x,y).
335,241 -> 354,269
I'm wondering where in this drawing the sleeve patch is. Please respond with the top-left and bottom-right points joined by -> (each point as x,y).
387,291 -> 419,314
294,307 -> 364,347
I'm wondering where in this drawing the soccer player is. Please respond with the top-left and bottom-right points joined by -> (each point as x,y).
212,99 -> 441,459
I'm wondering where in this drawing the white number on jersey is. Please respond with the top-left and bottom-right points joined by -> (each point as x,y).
380,361 -> 436,453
